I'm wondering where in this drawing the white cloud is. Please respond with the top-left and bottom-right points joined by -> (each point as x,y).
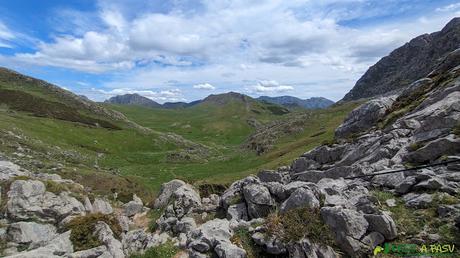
193,83 -> 215,90
93,88 -> 185,103
8,1 -> 459,76
252,80 -> 294,93
2,1 -> 459,100
0,22 -> 15,48
436,3 -> 460,12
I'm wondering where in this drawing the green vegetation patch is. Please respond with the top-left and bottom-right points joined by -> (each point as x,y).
64,213 -> 122,251
371,190 -> 421,237
231,228 -> 267,258
130,241 -> 180,258
265,208 -> 335,245
147,208 -> 165,232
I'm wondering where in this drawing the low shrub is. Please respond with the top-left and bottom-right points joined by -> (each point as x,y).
64,213 -> 122,251
44,180 -> 68,194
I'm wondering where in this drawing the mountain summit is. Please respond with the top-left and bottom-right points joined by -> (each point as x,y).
200,92 -> 253,106
342,17 -> 460,101
105,93 -> 162,108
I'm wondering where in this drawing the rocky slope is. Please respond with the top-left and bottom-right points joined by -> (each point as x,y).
342,17 -> 460,101
105,94 -> 162,109
1,47 -> 458,257
257,96 -> 334,109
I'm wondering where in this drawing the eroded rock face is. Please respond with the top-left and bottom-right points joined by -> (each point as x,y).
252,233 -> 286,255
154,179 -> 186,209
280,188 -> 319,213
221,176 -> 259,210
321,207 -> 369,256
187,219 -> 237,256
92,198 -> 113,215
123,194 -> 144,217
7,231 -> 73,258
94,221 -> 124,258
403,193 -> 433,208
214,242 -> 247,258
242,184 -> 275,219
335,96 -> 396,139
7,222 -> 57,249
342,17 -> 460,101
0,161 -> 30,180
171,185 -> 202,219
287,238 -> 340,258
122,229 -> 158,256
364,212 -> 398,240
405,134 -> 460,163
69,245 -> 107,258
7,180 -> 85,223
227,203 -> 248,221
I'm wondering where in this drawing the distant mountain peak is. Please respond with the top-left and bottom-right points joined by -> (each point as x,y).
202,92 -> 252,105
105,93 -> 161,108
342,17 -> 460,101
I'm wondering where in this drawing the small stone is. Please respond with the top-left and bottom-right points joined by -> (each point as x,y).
385,199 -> 397,207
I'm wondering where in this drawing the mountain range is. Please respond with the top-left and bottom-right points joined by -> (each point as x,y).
105,92 -> 333,110
257,96 -> 334,109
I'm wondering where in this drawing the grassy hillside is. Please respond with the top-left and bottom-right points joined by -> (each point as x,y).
108,94 -> 288,146
0,68 -> 360,202
108,101 -> 360,186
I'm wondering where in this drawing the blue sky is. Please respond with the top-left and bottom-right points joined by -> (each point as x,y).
0,0 -> 459,103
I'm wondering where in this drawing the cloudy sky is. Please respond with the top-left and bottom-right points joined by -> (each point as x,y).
0,0 -> 459,103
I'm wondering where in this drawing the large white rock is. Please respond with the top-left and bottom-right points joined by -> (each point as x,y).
0,160 -> 30,180
122,229 -> 158,256
364,212 -> 398,240
92,198 -> 113,215
335,96 -> 395,139
7,180 -> 85,222
94,221 -> 124,258
154,180 -> 186,209
214,242 -> 247,258
7,231 -> 73,258
7,222 -> 57,249
280,188 -> 319,213
171,185 -> 201,219
123,194 -> 144,217
242,184 -> 274,219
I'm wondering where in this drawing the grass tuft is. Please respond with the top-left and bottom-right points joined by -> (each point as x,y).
265,208 -> 335,245
130,241 -> 180,258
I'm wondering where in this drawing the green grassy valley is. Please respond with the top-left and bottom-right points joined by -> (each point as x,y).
0,68 -> 359,203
